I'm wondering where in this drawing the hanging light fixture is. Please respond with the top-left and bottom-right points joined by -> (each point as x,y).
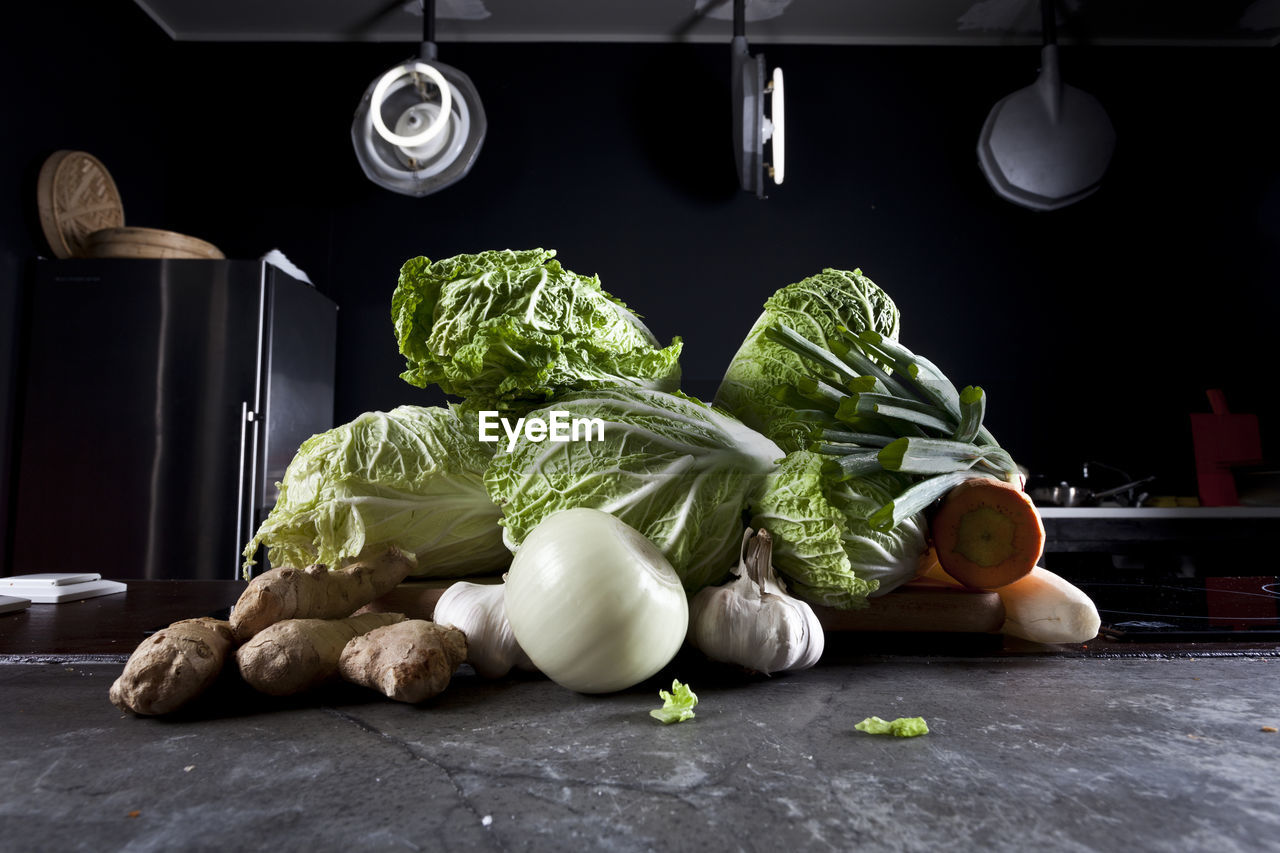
352,0 -> 486,197
731,0 -> 785,198
977,0 -> 1114,211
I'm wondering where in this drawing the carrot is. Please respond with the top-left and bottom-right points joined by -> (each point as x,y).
929,477 -> 1044,590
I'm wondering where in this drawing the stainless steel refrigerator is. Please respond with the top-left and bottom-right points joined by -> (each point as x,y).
11,258 -> 337,580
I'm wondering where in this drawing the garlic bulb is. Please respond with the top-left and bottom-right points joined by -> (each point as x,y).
432,581 -> 536,679
687,528 -> 824,674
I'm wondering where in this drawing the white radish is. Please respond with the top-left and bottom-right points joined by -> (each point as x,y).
921,552 -> 1100,643
993,567 -> 1101,643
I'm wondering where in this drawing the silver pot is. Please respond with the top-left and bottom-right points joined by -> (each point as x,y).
1030,476 -> 1156,508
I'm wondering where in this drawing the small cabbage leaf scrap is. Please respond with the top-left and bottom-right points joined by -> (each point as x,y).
855,716 -> 930,737
650,680 -> 698,724
393,248 -> 682,411
484,387 -> 783,593
242,405 -> 508,578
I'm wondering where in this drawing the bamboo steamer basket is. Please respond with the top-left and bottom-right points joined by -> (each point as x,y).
37,150 -> 126,258
38,150 -> 224,260
83,226 -> 225,260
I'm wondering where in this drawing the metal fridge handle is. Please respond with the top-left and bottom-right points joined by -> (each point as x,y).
236,262 -> 271,579
234,402 -> 259,579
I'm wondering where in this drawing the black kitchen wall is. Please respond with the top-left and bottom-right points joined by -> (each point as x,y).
3,3 -> 1278,567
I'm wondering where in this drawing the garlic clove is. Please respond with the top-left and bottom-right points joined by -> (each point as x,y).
432,581 -> 535,678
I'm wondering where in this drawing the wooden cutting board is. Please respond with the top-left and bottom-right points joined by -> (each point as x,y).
1191,389 -> 1262,506
812,581 -> 1005,633
362,578 -> 1006,634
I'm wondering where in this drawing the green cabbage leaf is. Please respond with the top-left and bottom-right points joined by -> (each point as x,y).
749,450 -> 927,609
242,405 -> 508,578
393,248 -> 682,411
484,387 -> 784,592
855,716 -> 930,737
715,268 -> 900,453
650,679 -> 698,724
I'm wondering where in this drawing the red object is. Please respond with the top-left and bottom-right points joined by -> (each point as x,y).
1204,577 -> 1279,632
1189,389 -> 1262,506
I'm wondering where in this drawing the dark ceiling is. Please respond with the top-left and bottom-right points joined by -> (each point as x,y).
133,0 -> 1280,46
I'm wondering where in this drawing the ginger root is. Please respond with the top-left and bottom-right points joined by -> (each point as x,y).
236,612 -> 405,696
231,547 -> 414,641
339,620 -> 467,703
109,618 -> 235,715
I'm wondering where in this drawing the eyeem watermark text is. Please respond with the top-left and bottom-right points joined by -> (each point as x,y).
478,410 -> 606,452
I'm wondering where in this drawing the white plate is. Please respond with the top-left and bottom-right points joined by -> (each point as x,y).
16,580 -> 126,604
3,572 -> 102,588
0,595 -> 32,614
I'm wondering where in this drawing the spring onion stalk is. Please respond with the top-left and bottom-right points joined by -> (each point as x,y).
771,385 -> 838,418
763,323 -> 862,386
796,375 -> 851,410
836,394 -> 951,434
853,330 -> 962,415
868,470 -> 987,531
814,428 -> 895,448
877,437 -> 1016,476
953,386 -> 987,444
825,450 -> 885,480
878,437 -> 986,475
852,330 -> 1000,448
766,321 -> 1023,531
827,333 -> 914,400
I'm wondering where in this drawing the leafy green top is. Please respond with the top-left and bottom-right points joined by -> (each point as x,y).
393,249 -> 682,411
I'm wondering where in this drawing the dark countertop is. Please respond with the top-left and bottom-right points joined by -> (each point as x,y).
2,581 -> 1279,851
0,581 -> 244,659
5,579 -> 1277,662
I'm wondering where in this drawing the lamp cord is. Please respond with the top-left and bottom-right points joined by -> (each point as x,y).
1041,0 -> 1056,46
423,0 -> 436,46
733,0 -> 745,39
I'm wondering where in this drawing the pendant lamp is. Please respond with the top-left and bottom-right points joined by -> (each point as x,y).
352,0 -> 486,197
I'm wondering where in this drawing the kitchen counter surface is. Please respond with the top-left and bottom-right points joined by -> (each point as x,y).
2,583 -> 1279,852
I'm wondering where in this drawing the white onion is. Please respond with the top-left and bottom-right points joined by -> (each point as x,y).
504,508 -> 688,694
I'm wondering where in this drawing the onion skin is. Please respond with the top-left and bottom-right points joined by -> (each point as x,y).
504,508 -> 689,694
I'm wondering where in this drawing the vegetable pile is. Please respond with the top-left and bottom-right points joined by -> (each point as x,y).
111,248 -> 1102,717
749,320 -> 1045,597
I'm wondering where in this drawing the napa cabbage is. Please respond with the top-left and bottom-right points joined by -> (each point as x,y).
393,248 -> 682,411
484,387 -> 783,593
242,405 -> 508,578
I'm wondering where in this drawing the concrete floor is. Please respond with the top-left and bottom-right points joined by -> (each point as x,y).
2,651 -> 1279,852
